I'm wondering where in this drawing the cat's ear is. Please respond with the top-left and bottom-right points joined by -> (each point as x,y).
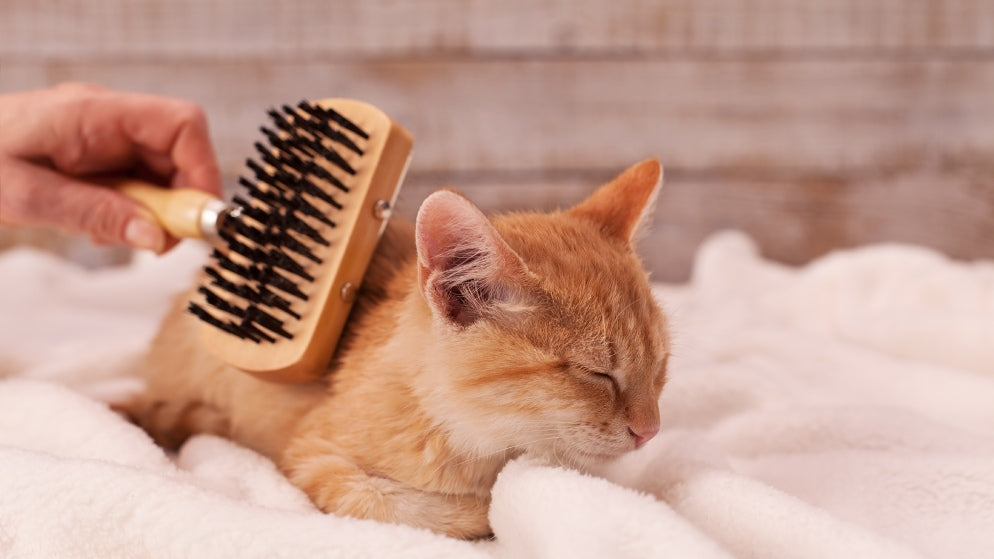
416,191 -> 532,327
568,158 -> 663,244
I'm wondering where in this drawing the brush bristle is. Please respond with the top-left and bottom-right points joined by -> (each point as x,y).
188,100 -> 367,344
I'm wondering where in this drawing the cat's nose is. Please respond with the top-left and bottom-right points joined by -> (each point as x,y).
627,424 -> 659,449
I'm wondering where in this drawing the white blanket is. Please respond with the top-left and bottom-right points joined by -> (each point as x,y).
1,232 -> 992,559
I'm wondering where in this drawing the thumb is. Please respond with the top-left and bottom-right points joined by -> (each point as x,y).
1,158 -> 167,252
63,182 -> 169,252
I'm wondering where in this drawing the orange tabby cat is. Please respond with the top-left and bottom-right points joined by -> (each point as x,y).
131,159 -> 670,539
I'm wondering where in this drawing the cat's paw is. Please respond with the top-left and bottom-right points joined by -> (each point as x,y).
117,395 -> 230,450
286,451 -> 492,539
429,494 -> 492,539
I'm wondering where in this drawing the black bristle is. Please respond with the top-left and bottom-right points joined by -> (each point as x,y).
238,176 -> 288,210
212,249 -> 261,282
240,320 -> 276,343
302,160 -> 350,195
229,218 -> 269,246
261,268 -> 309,301
211,250 -> 305,304
205,266 -> 258,303
258,149 -> 292,176
259,287 -> 302,320
281,105 -> 359,172
254,141 -> 277,163
325,149 -> 356,176
230,196 -> 269,226
297,100 -> 369,141
246,306 -> 294,340
237,177 -> 276,206
221,226 -> 312,283
258,141 -> 302,174
189,302 -> 250,340
221,229 -> 270,268
245,157 -> 295,195
269,120 -> 354,174
267,108 -> 294,134
324,107 -> 370,140
297,174 -> 344,208
245,159 -> 280,188
246,158 -> 265,175
260,127 -> 317,159
268,249 -> 314,282
281,120 -> 358,176
191,99 -> 370,343
275,230 -> 323,264
233,196 -> 328,246
232,217 -> 321,264
294,119 -> 358,174
198,286 -> 246,319
295,113 -> 364,158
286,216 -> 330,246
279,133 -> 318,158
206,268 -> 296,320
290,193 -> 337,228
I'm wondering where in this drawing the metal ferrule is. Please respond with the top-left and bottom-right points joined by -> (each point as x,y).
199,199 -> 231,244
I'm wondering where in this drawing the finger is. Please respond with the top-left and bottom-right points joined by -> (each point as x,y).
3,85 -> 223,198
135,145 -> 177,181
0,84 -> 137,174
0,157 -> 168,253
113,93 -> 223,197
0,83 -> 107,157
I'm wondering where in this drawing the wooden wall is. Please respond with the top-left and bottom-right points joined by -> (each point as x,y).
2,1 -> 993,280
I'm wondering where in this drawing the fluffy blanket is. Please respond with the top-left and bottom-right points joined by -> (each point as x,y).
1,232 -> 992,559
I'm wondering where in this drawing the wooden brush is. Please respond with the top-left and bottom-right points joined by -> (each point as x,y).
118,98 -> 413,383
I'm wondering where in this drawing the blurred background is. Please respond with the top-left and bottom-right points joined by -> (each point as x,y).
1,0 -> 992,282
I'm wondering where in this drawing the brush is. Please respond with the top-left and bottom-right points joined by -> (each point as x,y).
116,98 -> 413,383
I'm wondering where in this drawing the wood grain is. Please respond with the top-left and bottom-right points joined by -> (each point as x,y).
4,0 -> 994,59
4,58 -> 993,179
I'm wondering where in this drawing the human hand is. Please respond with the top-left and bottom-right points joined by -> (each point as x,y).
0,82 -> 222,253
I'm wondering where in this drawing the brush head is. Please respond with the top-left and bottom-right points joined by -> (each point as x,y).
188,99 -> 412,382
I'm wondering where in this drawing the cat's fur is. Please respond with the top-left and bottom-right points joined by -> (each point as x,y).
129,159 -> 670,538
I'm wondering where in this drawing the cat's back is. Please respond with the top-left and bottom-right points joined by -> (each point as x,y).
330,218 -> 418,364
349,218 -> 417,310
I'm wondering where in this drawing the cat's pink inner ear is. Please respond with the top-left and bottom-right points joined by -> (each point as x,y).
415,191 -> 489,274
568,158 -> 663,244
415,191 -> 529,325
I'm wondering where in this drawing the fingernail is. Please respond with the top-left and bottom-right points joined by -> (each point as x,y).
124,217 -> 165,252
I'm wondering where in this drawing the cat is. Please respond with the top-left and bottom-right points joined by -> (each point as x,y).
129,158 -> 670,539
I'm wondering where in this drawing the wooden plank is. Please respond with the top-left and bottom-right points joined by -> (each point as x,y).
3,58 -> 993,179
3,0 -> 994,59
397,170 -> 994,281
0,64 -> 46,88
644,172 -> 994,281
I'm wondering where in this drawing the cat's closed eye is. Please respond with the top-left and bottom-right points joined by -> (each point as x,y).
572,365 -> 619,392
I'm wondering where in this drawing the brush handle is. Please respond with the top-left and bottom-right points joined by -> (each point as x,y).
114,179 -> 225,240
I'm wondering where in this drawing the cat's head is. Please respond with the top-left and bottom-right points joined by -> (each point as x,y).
414,159 -> 669,464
